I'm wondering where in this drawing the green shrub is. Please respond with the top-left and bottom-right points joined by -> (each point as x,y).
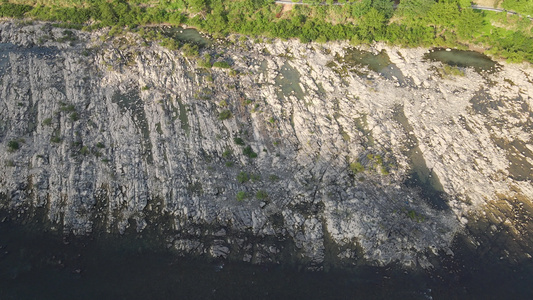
237,171 -> 249,183
7,140 -> 20,152
0,3 -> 32,18
256,190 -> 268,200
251,173 -> 261,182
243,145 -> 257,158
222,149 -> 232,158
42,118 -> 53,126
437,64 -> 465,78
60,104 -> 76,112
181,43 -> 199,57
407,210 -> 425,223
236,191 -> 247,202
69,112 -> 80,121
349,161 -> 365,173
213,61 -> 231,68
50,136 -> 62,143
198,53 -> 212,68
160,38 -> 179,50
96,142 -> 105,148
233,137 -> 245,145
218,110 -> 232,120
268,174 -> 280,182
380,166 -> 389,175
80,146 -> 89,155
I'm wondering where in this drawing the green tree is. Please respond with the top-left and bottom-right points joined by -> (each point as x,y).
187,0 -> 208,13
425,1 -> 460,28
352,0 -> 372,18
397,0 -> 436,22
359,8 -> 386,41
372,0 -> 394,19
456,8 -> 484,39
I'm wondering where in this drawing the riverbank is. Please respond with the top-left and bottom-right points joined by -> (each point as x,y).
0,0 -> 532,63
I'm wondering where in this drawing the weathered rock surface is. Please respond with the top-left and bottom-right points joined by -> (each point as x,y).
0,21 -> 531,269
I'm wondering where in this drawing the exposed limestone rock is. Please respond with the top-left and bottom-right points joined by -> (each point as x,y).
0,21 -> 531,269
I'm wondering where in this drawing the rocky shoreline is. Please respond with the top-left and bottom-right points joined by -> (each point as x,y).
0,21 -> 531,269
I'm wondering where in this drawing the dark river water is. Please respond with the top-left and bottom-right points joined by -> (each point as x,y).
1,214 -> 532,300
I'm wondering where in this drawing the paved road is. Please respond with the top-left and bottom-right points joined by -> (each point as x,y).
471,5 -> 532,19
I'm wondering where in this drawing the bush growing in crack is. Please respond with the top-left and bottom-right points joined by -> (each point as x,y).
233,137 -> 245,145
243,145 -> 257,158
237,171 -> 249,183
218,110 -> 232,120
7,140 -> 20,152
256,190 -> 268,200
236,191 -> 247,202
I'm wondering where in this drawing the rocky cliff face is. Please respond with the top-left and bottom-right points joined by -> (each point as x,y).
0,21 -> 531,269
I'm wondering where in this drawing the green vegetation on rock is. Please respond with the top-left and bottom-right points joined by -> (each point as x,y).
7,140 -> 20,152
237,171 -> 250,183
243,145 -> 257,158
256,190 -> 268,200
236,190 -> 247,201
218,109 -> 232,120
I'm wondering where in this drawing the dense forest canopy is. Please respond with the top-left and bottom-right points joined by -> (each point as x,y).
0,0 -> 532,62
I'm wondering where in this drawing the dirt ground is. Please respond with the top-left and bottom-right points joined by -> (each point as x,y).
276,3 -> 294,18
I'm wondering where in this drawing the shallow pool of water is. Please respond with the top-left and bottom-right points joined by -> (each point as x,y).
160,26 -> 211,48
424,48 -> 499,73
341,48 -> 407,84
274,62 -> 305,100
